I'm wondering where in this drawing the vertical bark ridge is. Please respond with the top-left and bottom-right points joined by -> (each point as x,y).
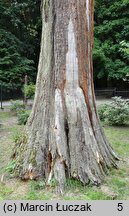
21,1 -> 55,179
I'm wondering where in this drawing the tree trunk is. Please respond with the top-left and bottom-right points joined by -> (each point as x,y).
16,0 -> 118,192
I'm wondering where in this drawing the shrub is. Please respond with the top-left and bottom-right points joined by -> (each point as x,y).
10,100 -> 25,114
23,83 -> 35,99
98,97 -> 129,126
97,104 -> 108,121
17,110 -> 29,125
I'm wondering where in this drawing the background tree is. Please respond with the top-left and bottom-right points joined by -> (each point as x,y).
93,0 -> 129,88
0,0 -> 41,90
15,0 -> 118,192
1,0 -> 129,92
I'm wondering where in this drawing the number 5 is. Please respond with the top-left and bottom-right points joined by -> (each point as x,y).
117,203 -> 123,211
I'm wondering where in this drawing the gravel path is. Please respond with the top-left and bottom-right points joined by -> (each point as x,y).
0,98 -> 111,110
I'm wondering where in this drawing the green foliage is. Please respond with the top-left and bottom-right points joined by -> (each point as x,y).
17,110 -> 29,125
5,160 -> 16,173
0,0 -> 41,90
10,100 -> 25,114
120,41 -> 129,55
94,0 -> 129,82
30,181 -> 46,191
23,84 -> 35,99
97,104 -> 108,121
49,178 -> 58,187
0,30 -> 34,90
10,100 -> 30,125
98,97 -> 129,125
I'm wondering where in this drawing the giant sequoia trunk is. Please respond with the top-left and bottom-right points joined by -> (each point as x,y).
16,0 -> 118,190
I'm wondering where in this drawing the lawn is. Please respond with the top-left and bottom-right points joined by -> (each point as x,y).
0,110 -> 129,200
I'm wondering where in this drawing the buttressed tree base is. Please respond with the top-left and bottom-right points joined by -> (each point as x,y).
15,0 -> 118,192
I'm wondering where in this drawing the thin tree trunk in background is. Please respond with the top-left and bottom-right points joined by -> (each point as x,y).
24,75 -> 28,106
15,0 -> 118,192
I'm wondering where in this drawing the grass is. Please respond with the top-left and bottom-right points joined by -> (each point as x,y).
0,109 -> 129,200
103,125 -> 129,199
0,183 -> 13,200
105,125 -> 129,157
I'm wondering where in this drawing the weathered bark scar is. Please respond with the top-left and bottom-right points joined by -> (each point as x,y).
51,13 -> 117,186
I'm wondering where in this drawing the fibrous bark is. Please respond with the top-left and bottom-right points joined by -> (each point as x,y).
16,0 -> 118,192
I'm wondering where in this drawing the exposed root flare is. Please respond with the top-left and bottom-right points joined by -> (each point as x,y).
54,158 -> 66,194
49,88 -> 118,191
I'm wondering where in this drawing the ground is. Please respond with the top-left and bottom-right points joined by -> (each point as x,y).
0,101 -> 129,200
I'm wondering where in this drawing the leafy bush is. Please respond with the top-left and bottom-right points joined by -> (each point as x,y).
10,100 -> 25,114
97,104 -> 108,121
17,110 -> 29,125
98,97 -> 129,126
23,84 -> 35,99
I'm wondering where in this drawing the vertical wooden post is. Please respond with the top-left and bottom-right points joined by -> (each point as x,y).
0,83 -> 3,110
24,75 -> 28,106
